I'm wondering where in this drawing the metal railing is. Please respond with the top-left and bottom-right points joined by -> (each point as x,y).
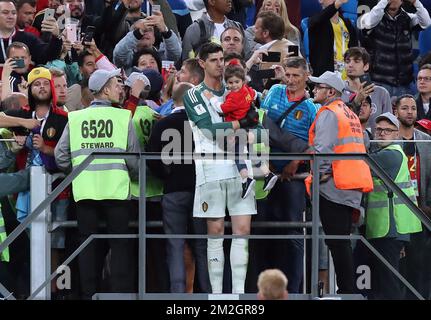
1,151 -> 431,300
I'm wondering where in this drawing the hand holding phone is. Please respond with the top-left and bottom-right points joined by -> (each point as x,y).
359,73 -> 373,87
65,23 -> 77,43
288,45 -> 299,57
152,4 -> 161,13
82,26 -> 95,44
256,68 -> 276,79
43,8 -> 55,21
261,51 -> 281,63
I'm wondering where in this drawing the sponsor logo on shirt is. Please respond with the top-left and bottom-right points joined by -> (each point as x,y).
202,201 -> 208,212
194,104 -> 206,115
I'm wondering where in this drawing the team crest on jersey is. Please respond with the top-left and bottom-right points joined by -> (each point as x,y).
294,110 -> 303,120
194,104 -> 206,115
46,127 -> 56,138
202,202 -> 208,212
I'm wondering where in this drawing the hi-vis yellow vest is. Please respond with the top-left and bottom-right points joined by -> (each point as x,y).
0,206 -> 9,262
131,106 -> 163,198
366,144 -> 422,239
69,107 -> 131,201
254,109 -> 270,200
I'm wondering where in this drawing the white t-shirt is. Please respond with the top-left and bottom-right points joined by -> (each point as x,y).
423,102 -> 429,115
213,22 -> 225,42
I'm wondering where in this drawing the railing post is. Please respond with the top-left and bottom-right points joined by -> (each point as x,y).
311,155 -> 320,299
138,155 -> 147,300
30,166 -> 51,300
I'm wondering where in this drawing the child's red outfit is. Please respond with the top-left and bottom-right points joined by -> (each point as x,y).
221,84 -> 256,121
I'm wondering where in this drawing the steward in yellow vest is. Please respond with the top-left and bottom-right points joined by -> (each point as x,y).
365,113 -> 422,300
54,69 -> 140,299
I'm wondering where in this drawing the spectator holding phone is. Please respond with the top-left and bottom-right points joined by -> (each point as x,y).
244,0 -> 301,60
358,0 -> 431,97
253,11 -> 298,71
32,0 -> 64,33
342,47 -> 393,134
1,42 -> 32,96
0,1 -> 63,70
113,10 -> 181,75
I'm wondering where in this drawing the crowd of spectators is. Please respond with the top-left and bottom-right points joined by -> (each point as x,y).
0,0 -> 431,300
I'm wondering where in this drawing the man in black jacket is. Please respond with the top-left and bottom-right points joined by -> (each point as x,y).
147,82 -> 211,293
308,0 -> 357,77
358,0 -> 431,97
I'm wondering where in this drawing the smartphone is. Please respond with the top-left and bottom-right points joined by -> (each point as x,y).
82,26 -> 95,44
288,45 -> 299,57
261,51 -> 281,63
256,68 -> 276,79
13,58 -> 25,69
359,73 -> 373,87
65,23 -> 77,43
43,8 -> 55,21
152,4 -> 161,13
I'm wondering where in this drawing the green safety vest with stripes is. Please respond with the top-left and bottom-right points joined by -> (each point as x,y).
254,109 -> 270,200
0,129 -> 12,262
69,107 -> 132,202
365,144 -> 422,239
0,205 -> 9,262
130,106 -> 163,198
0,128 -> 13,150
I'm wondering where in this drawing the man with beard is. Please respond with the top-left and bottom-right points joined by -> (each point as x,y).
2,67 -> 67,163
393,94 -> 431,299
359,96 -> 373,150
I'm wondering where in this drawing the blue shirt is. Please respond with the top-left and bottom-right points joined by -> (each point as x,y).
262,84 -> 319,141
167,0 -> 189,15
155,99 -> 174,116
262,84 -> 319,172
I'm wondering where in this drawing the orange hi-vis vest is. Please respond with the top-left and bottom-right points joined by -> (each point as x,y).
305,99 -> 373,195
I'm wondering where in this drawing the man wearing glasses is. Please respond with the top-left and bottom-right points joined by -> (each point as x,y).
416,64 -> 431,120
365,112 -> 422,300
307,71 -> 373,294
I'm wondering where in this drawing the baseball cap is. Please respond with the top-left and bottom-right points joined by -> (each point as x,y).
416,119 -> 431,131
88,69 -> 121,92
309,71 -> 345,93
125,72 -> 151,91
28,67 -> 51,85
375,112 -> 400,129
141,69 -> 163,96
